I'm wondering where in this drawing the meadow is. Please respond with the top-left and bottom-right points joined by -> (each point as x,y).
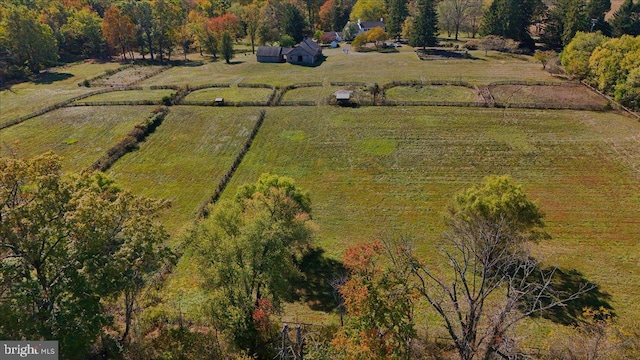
2,47 -> 639,346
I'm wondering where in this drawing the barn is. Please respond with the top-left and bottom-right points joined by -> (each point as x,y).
286,38 -> 323,65
256,46 -> 286,63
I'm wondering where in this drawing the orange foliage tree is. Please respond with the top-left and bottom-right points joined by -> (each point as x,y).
332,240 -> 416,359
102,5 -> 135,60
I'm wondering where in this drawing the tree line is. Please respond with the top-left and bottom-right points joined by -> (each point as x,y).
2,0 -> 640,82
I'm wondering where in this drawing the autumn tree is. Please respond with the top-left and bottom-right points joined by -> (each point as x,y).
332,241 -> 416,359
350,0 -> 386,21
534,49 -> 557,69
151,0 -> 184,61
588,35 -> 640,103
189,174 -> 314,357
102,5 -> 135,60
0,152 -> 172,358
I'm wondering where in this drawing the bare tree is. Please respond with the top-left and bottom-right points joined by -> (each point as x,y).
382,175 -> 594,360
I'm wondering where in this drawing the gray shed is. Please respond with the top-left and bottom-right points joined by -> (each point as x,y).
256,46 -> 285,63
286,38 -> 323,65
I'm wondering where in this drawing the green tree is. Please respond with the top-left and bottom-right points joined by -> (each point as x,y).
410,0 -> 439,48
220,30 -> 234,63
438,0 -> 480,41
481,0 -> 545,49
60,7 -> 104,59
151,0 -> 184,61
560,30 -> 608,78
588,34 -> 640,95
0,152 -> 171,358
241,3 -> 261,54
189,174 -> 314,357
387,0 -> 408,40
0,5 -> 58,74
281,2 -> 307,43
610,0 -> 640,37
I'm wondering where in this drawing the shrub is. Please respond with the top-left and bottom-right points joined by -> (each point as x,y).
464,40 -> 478,50
351,33 -> 367,51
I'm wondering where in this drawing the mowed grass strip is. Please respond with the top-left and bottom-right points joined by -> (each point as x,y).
281,86 -> 345,103
184,86 -> 273,102
489,84 -> 609,107
76,89 -> 175,102
0,106 -> 154,172
0,62 -> 122,122
220,106 -> 640,327
140,48 -> 558,88
385,85 -> 480,102
107,106 -> 260,235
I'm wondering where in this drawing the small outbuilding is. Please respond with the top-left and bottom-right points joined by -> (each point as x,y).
334,90 -> 353,106
256,46 -> 286,63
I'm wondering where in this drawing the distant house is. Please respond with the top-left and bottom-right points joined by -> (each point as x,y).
357,19 -> 385,34
256,46 -> 286,63
286,38 -> 323,65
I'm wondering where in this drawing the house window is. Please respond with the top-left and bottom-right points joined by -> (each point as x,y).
297,55 -> 303,62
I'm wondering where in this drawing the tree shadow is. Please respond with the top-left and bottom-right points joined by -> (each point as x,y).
33,72 -> 73,85
524,266 -> 614,325
227,60 -> 245,65
292,247 -> 345,312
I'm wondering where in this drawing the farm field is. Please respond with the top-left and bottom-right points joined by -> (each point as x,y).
489,84 -> 609,107
0,106 -> 155,171
184,86 -> 273,103
140,48 -> 562,88
107,106 -> 261,235
0,61 -> 121,122
217,106 -> 640,327
89,65 -> 167,86
385,84 -> 480,102
75,89 -> 175,103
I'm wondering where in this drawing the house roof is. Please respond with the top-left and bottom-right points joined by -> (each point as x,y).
256,46 -> 283,57
296,38 -> 322,56
360,20 -> 385,30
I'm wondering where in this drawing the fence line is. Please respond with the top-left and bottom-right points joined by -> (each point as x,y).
198,109 -> 267,218
580,81 -> 640,121
488,80 -> 580,87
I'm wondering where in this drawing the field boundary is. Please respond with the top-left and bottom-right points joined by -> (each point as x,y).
87,107 -> 169,172
580,81 -> 640,121
0,87 -> 145,130
198,109 -> 267,218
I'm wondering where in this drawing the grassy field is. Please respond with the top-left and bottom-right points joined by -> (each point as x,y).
281,86 -> 346,103
0,61 -> 121,122
140,48 -> 561,88
489,84 -> 609,106
217,107 -> 640,328
76,89 -> 175,102
90,65 -> 167,86
0,106 -> 154,171
385,84 -> 480,102
107,106 -> 261,235
184,86 -> 273,102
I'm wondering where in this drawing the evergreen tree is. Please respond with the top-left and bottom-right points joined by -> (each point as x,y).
387,0 -> 408,40
281,2 -> 307,43
220,30 -> 234,64
410,0 -> 438,48
610,0 -> 640,37
481,0 -> 544,49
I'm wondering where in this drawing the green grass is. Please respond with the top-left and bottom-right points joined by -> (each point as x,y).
281,86 -> 345,103
76,89 -> 175,102
140,48 -> 559,88
0,62 -> 122,122
184,86 -> 273,102
385,85 -> 480,102
0,106 -> 154,172
107,106 -> 261,235
217,107 -> 640,329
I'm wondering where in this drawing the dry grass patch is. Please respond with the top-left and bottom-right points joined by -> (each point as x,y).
76,89 -> 175,102
489,84 -> 609,107
385,85 -> 480,102
91,65 -> 167,87
184,86 -> 273,102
